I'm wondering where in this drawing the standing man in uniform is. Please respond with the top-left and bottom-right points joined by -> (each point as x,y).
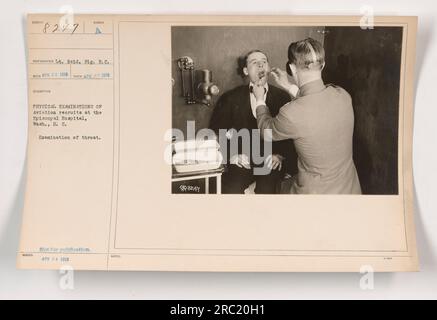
253,38 -> 361,194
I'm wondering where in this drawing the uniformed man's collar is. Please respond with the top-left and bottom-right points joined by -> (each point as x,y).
298,79 -> 325,97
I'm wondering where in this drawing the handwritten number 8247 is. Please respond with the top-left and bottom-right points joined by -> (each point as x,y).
43,22 -> 79,34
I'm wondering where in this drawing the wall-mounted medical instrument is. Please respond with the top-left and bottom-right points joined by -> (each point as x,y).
197,69 -> 220,106
177,56 -> 196,104
177,56 -> 219,106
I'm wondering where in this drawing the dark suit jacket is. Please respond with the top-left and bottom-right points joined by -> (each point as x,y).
209,84 -> 297,174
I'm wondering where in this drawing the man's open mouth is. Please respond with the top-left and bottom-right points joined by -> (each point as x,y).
258,70 -> 266,79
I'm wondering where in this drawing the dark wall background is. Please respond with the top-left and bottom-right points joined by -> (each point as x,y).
171,26 -> 323,136
171,26 -> 402,195
323,27 -> 402,194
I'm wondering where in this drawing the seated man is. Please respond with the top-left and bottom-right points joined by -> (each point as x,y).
210,49 -> 297,194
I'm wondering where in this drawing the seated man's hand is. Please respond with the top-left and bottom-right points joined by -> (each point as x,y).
265,154 -> 284,171
230,154 -> 251,169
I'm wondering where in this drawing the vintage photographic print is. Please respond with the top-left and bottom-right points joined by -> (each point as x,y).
171,26 -> 402,195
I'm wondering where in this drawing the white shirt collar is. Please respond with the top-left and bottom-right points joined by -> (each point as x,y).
249,82 -> 269,92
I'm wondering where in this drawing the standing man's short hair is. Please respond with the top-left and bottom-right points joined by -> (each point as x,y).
286,38 -> 325,75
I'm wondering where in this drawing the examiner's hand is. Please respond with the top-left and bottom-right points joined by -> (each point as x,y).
266,154 -> 284,171
270,67 -> 298,98
252,83 -> 266,103
230,154 -> 251,169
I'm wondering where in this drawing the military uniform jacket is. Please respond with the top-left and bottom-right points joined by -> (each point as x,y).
256,79 -> 362,194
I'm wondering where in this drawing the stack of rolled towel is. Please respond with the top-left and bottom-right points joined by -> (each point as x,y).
172,139 -> 222,173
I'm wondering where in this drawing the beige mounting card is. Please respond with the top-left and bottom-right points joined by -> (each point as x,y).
18,15 -> 418,271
